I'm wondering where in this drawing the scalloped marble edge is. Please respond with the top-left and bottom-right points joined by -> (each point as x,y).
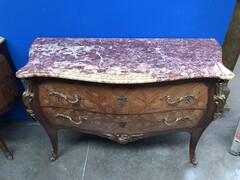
16,62 -> 234,84
216,62 -> 235,80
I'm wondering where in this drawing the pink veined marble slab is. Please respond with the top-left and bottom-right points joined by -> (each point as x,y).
16,38 -> 234,84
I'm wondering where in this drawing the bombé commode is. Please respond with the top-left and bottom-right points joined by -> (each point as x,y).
16,38 -> 234,164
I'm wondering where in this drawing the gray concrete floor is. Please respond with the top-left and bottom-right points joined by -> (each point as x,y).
1,60 -> 240,180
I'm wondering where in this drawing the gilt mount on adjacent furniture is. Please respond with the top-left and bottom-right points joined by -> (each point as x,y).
16,38 -> 234,165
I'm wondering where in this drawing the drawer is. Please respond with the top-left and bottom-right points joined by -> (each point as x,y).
39,80 -> 208,114
42,107 -> 204,140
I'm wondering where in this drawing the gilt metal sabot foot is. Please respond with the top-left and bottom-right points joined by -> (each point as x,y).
190,154 -> 198,165
4,151 -> 13,160
49,151 -> 57,162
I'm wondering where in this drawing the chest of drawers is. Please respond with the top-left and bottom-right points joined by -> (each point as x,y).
16,38 -> 234,164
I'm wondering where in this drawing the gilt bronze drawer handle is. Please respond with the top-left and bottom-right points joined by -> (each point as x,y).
55,113 -> 87,125
103,133 -> 144,144
159,116 -> 192,126
160,94 -> 197,106
48,91 -> 84,104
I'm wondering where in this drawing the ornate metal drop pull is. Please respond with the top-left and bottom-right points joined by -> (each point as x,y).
117,95 -> 128,107
118,119 -> 127,128
103,133 -> 144,144
159,116 -> 192,126
55,113 -> 87,125
213,80 -> 226,119
48,91 -> 84,104
160,94 -> 197,106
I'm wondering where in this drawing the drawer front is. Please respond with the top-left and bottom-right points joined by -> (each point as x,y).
0,76 -> 19,109
41,107 -> 204,141
39,81 -> 208,114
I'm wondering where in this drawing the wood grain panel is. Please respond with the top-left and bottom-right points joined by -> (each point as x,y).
0,55 -> 13,80
0,76 -> 19,109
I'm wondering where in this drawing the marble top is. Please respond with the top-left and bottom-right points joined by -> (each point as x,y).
16,38 -> 234,84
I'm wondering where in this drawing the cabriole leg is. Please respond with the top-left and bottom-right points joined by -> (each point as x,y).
189,129 -> 204,165
0,137 -> 13,160
45,128 -> 58,162
40,122 -> 58,162
22,79 -> 59,161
